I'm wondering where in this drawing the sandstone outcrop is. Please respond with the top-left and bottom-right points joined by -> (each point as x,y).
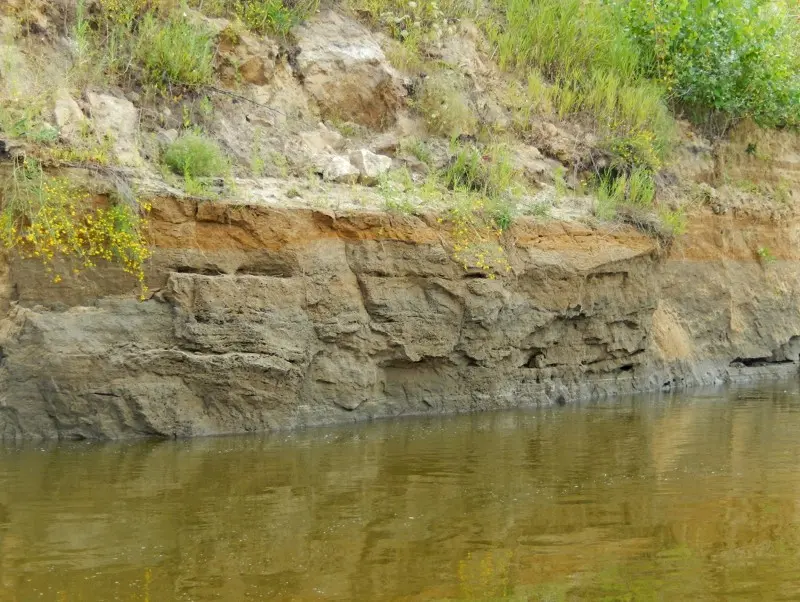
0,192 -> 798,441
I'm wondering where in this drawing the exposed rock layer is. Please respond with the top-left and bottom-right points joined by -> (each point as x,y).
1,197 -> 799,440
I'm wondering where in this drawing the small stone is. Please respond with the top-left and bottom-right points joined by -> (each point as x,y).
323,156 -> 359,184
157,129 -> 179,146
349,149 -> 392,185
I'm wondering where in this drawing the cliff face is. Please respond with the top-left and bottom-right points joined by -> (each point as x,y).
1,194 -> 798,440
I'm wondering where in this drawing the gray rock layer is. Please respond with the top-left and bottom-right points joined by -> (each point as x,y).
1,198 -> 798,440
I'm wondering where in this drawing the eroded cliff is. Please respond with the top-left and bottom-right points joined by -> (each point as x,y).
1,189 -> 798,440
2,2 -> 800,440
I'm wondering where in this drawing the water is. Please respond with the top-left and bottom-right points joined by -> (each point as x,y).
3,383 -> 800,601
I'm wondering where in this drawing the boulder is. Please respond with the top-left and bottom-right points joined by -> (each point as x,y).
295,11 -> 405,129
86,92 -> 142,167
52,89 -> 87,144
299,124 -> 345,154
322,156 -> 359,184
349,149 -> 392,184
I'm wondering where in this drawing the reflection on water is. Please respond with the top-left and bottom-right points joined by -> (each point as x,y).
3,383 -> 800,600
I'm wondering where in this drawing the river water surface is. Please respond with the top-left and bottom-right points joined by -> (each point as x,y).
3,383 -> 800,600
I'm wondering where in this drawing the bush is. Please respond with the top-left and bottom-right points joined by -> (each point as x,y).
617,0 -> 800,130
163,133 -> 229,178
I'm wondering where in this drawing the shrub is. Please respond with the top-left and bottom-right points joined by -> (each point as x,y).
617,0 -> 800,130
0,159 -> 151,295
135,12 -> 215,88
163,133 -> 229,178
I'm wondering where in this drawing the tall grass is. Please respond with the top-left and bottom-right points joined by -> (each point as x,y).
135,13 -> 216,88
72,2 -> 216,92
494,0 -> 639,82
594,167 -> 656,220
490,0 -> 676,171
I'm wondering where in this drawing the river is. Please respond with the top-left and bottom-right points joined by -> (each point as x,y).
2,382 -> 800,600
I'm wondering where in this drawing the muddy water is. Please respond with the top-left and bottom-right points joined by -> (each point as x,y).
3,383 -> 800,601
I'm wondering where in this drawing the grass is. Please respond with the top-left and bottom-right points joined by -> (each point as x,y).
403,138 -> 434,166
442,143 -> 522,201
594,168 -> 656,221
70,1 -> 217,93
133,12 -> 216,89
232,0 -> 319,35
489,0 -> 676,172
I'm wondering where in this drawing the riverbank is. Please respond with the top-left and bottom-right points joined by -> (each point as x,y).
2,1 -> 800,439
1,182 -> 799,440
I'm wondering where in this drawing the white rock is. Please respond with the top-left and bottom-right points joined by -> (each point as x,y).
295,11 -> 405,129
86,92 -> 142,167
53,89 -> 87,143
349,149 -> 392,185
300,124 -> 345,153
323,156 -> 359,184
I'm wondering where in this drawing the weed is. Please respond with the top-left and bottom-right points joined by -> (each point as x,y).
267,151 -> 290,178
232,0 -> 319,36
757,246 -> 777,264
351,0 -> 470,46
384,195 -> 418,215
415,73 -> 476,138
0,103 -> 58,144
328,119 -> 364,139
444,192 -> 512,277
774,180 -> 792,205
524,199 -> 553,219
593,167 -> 656,220
553,166 -> 568,199
442,143 -> 522,200
658,207 -> 687,237
403,138 -> 434,166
